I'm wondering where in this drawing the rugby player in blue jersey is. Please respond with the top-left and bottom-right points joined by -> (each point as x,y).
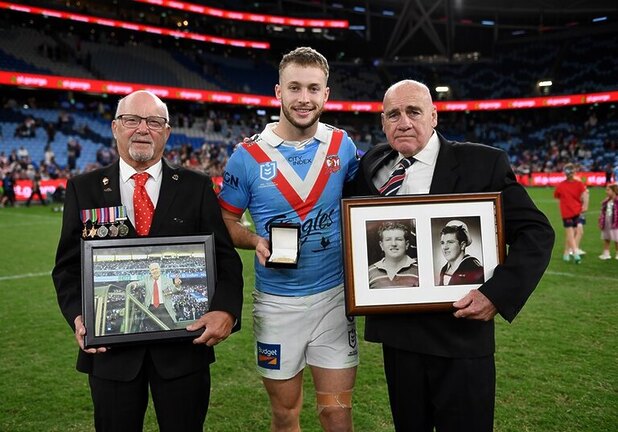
219,47 -> 359,432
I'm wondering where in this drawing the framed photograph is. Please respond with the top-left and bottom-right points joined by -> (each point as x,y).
81,235 -> 216,348
341,192 -> 505,315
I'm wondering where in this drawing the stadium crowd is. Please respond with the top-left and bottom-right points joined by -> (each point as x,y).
1,92 -> 617,207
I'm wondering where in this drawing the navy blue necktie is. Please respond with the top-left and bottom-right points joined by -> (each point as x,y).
379,158 -> 414,196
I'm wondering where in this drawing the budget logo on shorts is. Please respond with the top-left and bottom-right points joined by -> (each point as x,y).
257,342 -> 281,370
260,162 -> 277,181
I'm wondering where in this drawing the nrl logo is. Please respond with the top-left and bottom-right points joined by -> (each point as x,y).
260,161 -> 277,181
325,155 -> 341,173
348,329 -> 357,348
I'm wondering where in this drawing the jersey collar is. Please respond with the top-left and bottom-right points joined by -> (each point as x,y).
260,122 -> 329,148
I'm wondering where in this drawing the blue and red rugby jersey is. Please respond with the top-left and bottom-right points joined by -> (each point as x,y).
218,122 -> 359,296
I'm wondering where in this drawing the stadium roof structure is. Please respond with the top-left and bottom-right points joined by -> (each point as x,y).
218,0 -> 618,63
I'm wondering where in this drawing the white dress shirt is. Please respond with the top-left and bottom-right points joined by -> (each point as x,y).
373,131 -> 440,195
119,158 -> 163,227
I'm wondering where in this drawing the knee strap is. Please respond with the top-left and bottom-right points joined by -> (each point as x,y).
316,390 -> 353,415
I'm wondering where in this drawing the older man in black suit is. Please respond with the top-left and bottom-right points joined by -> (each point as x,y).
347,80 -> 554,432
52,90 -> 243,432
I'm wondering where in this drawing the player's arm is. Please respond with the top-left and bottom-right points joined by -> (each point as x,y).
221,208 -> 270,266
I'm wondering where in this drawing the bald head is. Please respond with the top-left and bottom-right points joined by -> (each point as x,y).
112,90 -> 171,171
381,79 -> 437,157
383,80 -> 433,106
115,90 -> 169,121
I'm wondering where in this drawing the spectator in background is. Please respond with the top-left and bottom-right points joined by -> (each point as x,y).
17,145 -> 29,161
1,171 -> 16,207
25,172 -> 46,206
44,144 -> 56,166
14,117 -> 36,138
67,138 -> 81,171
95,145 -> 116,167
554,163 -> 589,263
45,122 -> 56,144
604,163 -> 614,185
57,110 -> 74,133
598,183 -> 618,260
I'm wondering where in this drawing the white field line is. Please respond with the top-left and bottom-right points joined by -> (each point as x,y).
0,271 -> 51,281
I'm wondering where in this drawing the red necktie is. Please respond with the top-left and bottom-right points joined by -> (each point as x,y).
132,172 -> 154,236
153,279 -> 160,308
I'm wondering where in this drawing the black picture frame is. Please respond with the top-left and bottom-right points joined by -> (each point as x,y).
81,235 -> 216,348
341,192 -> 505,315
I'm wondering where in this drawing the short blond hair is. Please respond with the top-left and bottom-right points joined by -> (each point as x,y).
279,47 -> 329,81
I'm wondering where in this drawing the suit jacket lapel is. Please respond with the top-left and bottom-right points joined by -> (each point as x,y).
99,162 -> 122,207
365,144 -> 398,194
429,134 -> 459,194
150,160 -> 179,234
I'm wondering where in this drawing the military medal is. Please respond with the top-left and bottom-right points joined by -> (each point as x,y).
80,209 -> 92,239
97,225 -> 109,237
89,209 -> 98,238
116,205 -> 129,237
118,223 -> 129,237
108,206 -> 119,237
96,208 -> 108,237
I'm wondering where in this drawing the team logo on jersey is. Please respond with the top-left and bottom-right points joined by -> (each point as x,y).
257,342 -> 281,370
260,162 -> 277,181
325,155 -> 341,173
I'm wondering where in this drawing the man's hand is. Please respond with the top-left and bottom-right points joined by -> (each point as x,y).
186,311 -> 235,347
452,289 -> 497,321
74,315 -> 107,354
255,237 -> 271,267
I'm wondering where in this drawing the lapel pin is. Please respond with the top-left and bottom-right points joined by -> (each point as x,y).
102,177 -> 109,185
172,174 -> 179,181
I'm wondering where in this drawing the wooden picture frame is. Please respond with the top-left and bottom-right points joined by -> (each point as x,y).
341,192 -> 505,315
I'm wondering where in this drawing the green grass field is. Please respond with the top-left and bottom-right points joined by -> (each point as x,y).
1,187 -> 616,431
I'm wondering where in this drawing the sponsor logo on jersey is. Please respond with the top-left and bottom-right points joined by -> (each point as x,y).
260,162 -> 277,181
266,208 -> 336,250
325,154 -> 341,173
288,155 -> 312,165
257,342 -> 281,370
223,171 -> 239,188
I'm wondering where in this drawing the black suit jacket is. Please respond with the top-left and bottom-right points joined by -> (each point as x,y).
348,134 -> 554,357
52,159 -> 243,380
